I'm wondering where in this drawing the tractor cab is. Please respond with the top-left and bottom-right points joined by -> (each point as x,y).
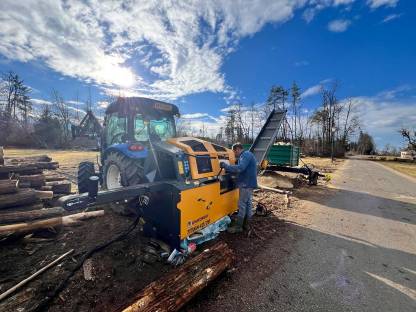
102,97 -> 179,150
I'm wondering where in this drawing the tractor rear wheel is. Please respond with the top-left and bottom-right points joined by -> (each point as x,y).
102,152 -> 144,215
77,161 -> 95,193
102,152 -> 144,189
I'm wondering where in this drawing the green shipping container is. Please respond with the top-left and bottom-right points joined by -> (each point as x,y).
243,144 -> 300,167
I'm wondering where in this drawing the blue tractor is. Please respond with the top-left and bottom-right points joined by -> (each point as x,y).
77,97 -> 179,193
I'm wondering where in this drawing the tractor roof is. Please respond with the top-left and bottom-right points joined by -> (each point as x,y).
106,97 -> 180,117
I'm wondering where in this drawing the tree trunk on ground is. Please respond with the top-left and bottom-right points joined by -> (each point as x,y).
34,190 -> 54,200
116,241 -> 233,312
0,180 -> 18,195
19,174 -> 46,188
0,210 -> 104,234
44,174 -> 66,182
45,180 -> 71,194
0,207 -> 65,224
0,189 -> 38,209
30,162 -> 59,170
0,203 -> 44,213
0,189 -> 52,209
5,155 -> 52,163
0,165 -> 43,178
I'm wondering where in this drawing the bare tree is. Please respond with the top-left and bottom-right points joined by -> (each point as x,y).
51,89 -> 71,145
307,82 -> 360,156
399,128 -> 416,150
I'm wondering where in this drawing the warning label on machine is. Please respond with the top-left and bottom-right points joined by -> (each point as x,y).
187,214 -> 210,235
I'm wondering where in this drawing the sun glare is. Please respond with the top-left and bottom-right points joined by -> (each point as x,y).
99,58 -> 136,88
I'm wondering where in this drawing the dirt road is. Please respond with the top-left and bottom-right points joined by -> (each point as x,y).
193,159 -> 416,311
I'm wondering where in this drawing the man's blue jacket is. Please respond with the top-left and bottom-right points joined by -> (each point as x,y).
223,150 -> 258,188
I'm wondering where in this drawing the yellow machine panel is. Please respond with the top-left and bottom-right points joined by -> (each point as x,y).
167,137 -> 236,180
177,182 -> 239,239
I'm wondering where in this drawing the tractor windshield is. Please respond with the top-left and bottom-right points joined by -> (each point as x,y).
134,114 -> 175,141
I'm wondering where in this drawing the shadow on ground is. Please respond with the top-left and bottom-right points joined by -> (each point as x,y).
295,186 -> 416,225
185,196 -> 416,312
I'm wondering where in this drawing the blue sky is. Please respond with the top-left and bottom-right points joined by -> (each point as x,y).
0,0 -> 415,148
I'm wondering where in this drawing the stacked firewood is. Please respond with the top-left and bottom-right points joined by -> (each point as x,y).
0,154 -> 72,201
0,151 -> 103,239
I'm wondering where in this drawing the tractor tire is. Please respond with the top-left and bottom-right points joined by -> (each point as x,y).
77,161 -> 95,193
102,151 -> 144,189
102,152 -> 144,216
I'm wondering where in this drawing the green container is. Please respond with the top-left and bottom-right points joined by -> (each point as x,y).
243,144 -> 300,167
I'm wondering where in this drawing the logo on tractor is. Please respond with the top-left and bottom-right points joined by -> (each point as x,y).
154,102 -> 172,111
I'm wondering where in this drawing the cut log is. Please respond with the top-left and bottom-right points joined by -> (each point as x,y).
0,207 -> 65,224
258,184 -> 292,195
0,180 -> 18,195
6,155 -> 52,163
31,162 -> 59,170
45,180 -> 72,194
19,174 -> 46,188
0,164 -> 43,177
34,190 -> 54,200
0,189 -> 52,210
0,203 -> 44,213
116,241 -> 233,312
0,210 -> 105,234
44,174 -> 66,182
0,189 -> 38,209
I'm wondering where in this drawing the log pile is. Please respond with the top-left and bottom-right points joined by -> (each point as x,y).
0,152 -> 96,239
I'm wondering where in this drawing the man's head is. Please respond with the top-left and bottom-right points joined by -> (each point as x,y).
232,142 -> 244,158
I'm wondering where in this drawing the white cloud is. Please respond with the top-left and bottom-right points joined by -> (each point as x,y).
367,0 -> 399,9
181,113 -> 210,119
30,98 -> 52,106
381,13 -> 402,23
350,96 -> 415,147
0,0 -> 309,101
376,84 -> 412,99
67,100 -> 84,106
301,85 -> 322,98
300,79 -> 333,98
0,0 -> 368,102
302,0 -> 355,23
328,19 -> 351,32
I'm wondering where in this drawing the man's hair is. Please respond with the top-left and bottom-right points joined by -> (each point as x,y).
232,143 -> 244,151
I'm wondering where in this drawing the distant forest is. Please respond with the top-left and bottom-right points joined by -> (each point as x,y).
2,70 -> 408,156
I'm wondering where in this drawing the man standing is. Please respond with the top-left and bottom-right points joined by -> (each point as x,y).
220,143 -> 258,233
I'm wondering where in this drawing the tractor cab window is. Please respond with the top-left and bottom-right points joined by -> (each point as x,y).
134,115 -> 175,141
106,114 -> 127,145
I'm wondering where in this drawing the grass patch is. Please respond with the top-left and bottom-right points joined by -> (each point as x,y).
379,161 -> 416,179
4,148 -> 98,175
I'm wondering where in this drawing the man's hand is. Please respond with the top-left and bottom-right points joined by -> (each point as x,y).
220,162 -> 227,169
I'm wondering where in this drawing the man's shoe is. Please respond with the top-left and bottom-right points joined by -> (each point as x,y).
227,217 -> 243,233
